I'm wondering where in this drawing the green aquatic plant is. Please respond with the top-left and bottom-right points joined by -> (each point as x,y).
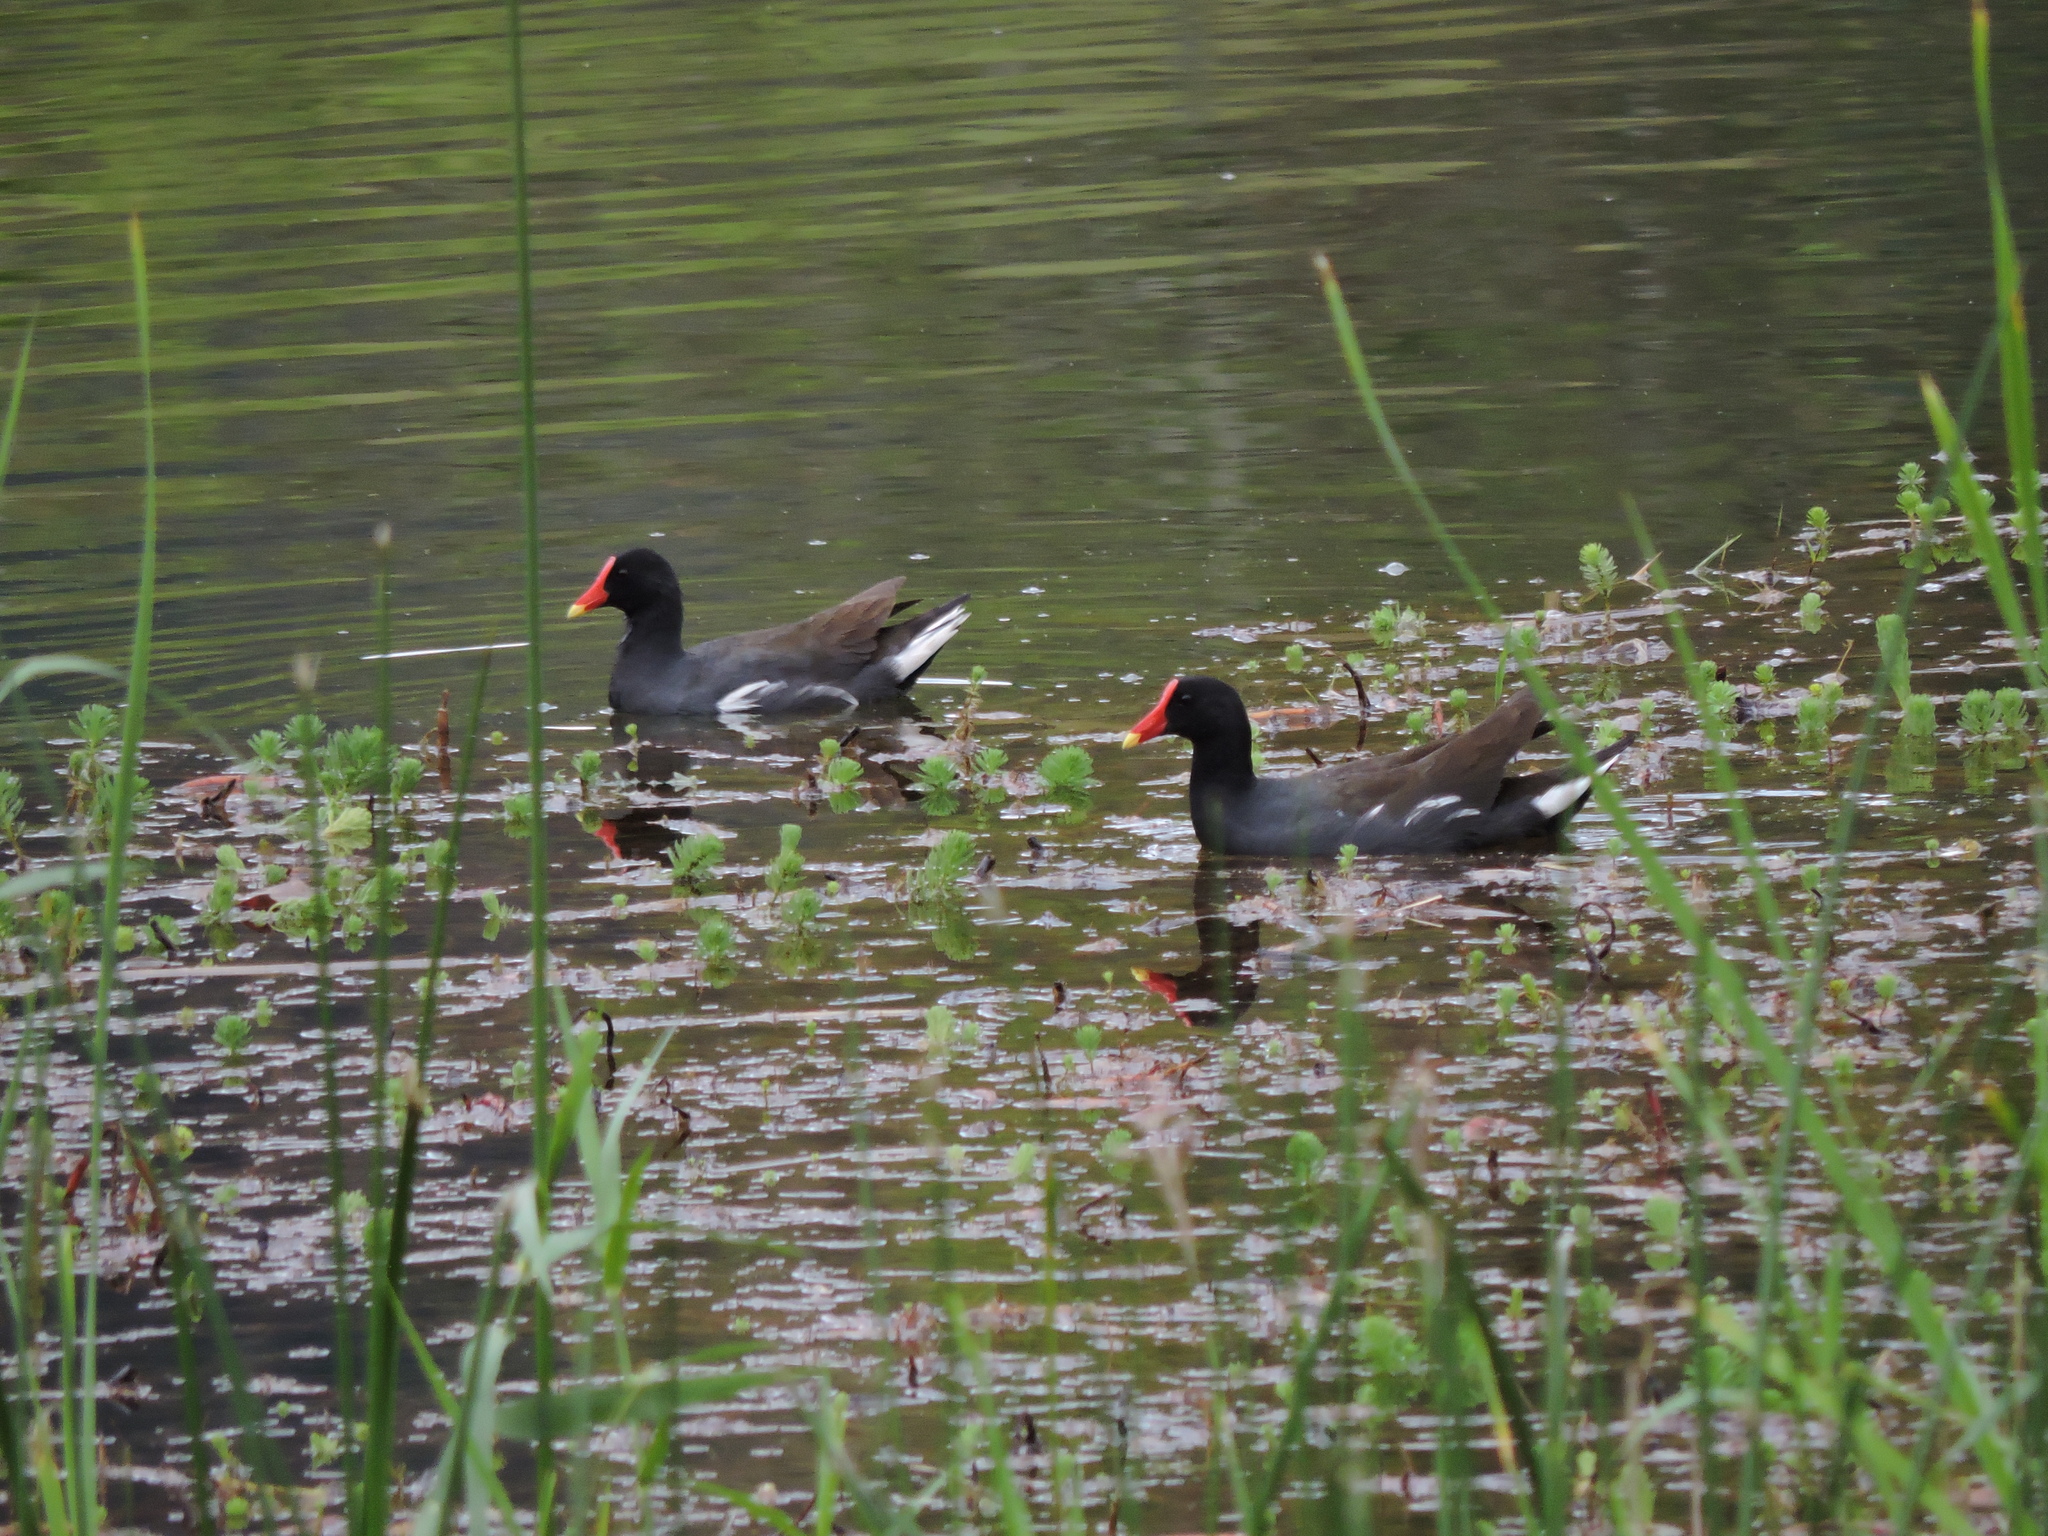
781,887 -> 823,933
1368,601 -> 1423,646
764,823 -> 805,896
1284,1129 -> 1325,1186
0,767 -> 24,855
818,735 -> 862,788
1444,685 -> 1470,731
694,909 -> 734,962
1795,681 -> 1843,744
1802,504 -> 1832,561
1900,694 -> 1936,738
664,832 -> 724,893
1038,745 -> 1094,792
1876,611 -> 1912,708
1578,541 -> 1620,609
1994,685 -> 2030,737
389,753 -> 425,802
501,790 -> 535,837
914,829 -> 976,899
1797,589 -> 1825,631
246,728 -> 285,774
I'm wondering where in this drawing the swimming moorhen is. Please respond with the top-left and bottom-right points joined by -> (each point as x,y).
1122,676 -> 1631,857
567,548 -> 970,716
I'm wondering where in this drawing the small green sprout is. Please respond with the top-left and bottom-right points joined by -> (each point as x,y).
1579,542 -> 1620,606
1803,505 -> 1832,560
213,1014 -> 252,1054
694,910 -> 735,963
1285,1129 -> 1325,1186
765,824 -> 805,894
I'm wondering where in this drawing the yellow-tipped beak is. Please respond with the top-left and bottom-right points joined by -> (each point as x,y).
1121,731 -> 1143,749
566,555 -> 615,620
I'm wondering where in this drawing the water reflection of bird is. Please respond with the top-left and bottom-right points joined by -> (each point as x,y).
566,547 -> 969,716
606,713 -> 926,811
590,807 -> 688,862
1133,866 -> 1267,1028
1124,676 -> 1632,857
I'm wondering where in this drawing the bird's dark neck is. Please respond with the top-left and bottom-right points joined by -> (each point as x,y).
1186,719 -> 1258,840
618,596 -> 686,660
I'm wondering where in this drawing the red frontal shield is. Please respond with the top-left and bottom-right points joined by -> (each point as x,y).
1122,678 -> 1179,747
566,555 -> 617,618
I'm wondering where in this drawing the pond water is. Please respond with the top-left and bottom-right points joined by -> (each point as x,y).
4,0 -> 2047,1530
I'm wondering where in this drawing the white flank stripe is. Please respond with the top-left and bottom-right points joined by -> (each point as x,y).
715,680 -> 782,714
1403,793 -> 1461,825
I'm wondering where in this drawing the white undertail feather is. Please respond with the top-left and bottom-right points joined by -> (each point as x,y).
889,604 -> 970,682
1532,774 -> 1593,821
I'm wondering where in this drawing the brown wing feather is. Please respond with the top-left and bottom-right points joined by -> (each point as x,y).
782,577 -> 910,668
1294,689 -> 1548,819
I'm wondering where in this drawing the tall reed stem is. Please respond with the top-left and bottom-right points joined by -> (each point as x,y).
505,0 -> 559,1516
75,215 -> 164,1536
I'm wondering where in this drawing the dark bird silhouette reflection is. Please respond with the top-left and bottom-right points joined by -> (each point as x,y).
1133,864 -> 1271,1029
590,806 -> 687,863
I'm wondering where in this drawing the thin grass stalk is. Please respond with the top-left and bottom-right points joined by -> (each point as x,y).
298,714 -> 356,1513
0,317 -> 32,503
1375,1138 -> 1546,1519
1971,0 -> 2043,634
74,215 -> 165,1536
1318,252 -> 2042,1527
0,314 -> 39,1536
1246,1158 -> 1393,1532
503,0 -> 560,1512
428,1225 -> 517,1536
56,1224 -> 80,1536
167,1246 -> 218,1536
1678,990 -> 1713,1534
1925,378 -> 2046,697
1617,500 -> 1913,1529
1538,1001 -> 1573,1536
357,649 -> 494,1536
355,529 -> 399,1536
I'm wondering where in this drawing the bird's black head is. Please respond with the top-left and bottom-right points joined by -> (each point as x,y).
1121,675 -> 1249,747
565,547 -> 681,621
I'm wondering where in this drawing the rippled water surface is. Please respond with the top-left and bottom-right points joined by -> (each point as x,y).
4,0 -> 2048,1528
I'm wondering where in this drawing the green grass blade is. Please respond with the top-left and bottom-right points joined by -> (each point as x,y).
1971,0 -> 2043,635
504,0 -> 560,1510
74,214 -> 166,1536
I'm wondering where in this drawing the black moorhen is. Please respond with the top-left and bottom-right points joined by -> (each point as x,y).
1122,676 -> 1632,857
567,548 -> 970,716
